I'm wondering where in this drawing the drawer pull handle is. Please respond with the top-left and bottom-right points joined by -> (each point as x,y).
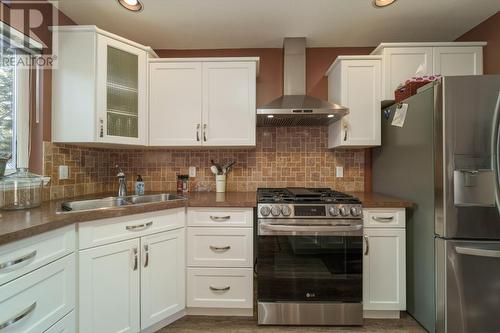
209,245 -> 231,252
0,302 -> 36,330
210,216 -> 231,222
372,216 -> 394,223
209,286 -> 230,292
126,221 -> 153,231
0,250 -> 37,271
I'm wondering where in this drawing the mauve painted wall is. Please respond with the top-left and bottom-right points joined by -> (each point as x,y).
456,11 -> 500,74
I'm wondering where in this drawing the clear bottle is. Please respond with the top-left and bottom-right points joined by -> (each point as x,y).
135,175 -> 145,195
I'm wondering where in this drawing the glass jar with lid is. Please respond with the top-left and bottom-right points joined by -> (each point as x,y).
0,168 -> 50,210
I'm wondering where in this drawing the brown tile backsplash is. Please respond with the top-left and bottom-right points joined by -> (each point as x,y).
43,127 -> 365,200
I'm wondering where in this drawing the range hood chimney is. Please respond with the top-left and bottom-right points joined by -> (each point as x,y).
257,37 -> 348,126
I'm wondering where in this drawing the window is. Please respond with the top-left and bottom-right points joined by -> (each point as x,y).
0,22 -> 40,173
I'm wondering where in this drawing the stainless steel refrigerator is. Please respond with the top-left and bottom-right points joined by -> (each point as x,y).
372,75 -> 500,333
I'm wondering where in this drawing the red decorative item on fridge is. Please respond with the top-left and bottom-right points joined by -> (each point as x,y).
394,75 -> 441,102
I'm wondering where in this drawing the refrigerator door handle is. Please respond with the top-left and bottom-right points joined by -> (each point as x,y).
456,246 -> 500,259
492,91 -> 500,215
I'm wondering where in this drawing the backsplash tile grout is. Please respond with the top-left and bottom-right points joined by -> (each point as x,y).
43,127 -> 365,200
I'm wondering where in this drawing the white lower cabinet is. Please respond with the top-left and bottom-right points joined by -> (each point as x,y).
141,229 -> 185,328
187,267 -> 253,308
363,208 -> 406,318
78,210 -> 186,333
0,253 -> 75,333
186,208 -> 253,314
44,311 -> 75,333
79,239 -> 141,333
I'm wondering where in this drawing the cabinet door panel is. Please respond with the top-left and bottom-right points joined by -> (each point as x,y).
363,228 -> 406,310
383,47 -> 433,100
328,59 -> 381,148
79,239 -> 140,333
141,228 -> 185,328
433,46 -> 483,76
202,62 -> 256,146
149,62 -> 203,146
96,34 -> 147,145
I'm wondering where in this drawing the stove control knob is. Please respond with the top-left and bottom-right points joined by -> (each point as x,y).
260,206 -> 271,217
271,206 -> 281,217
281,206 -> 292,216
329,206 -> 339,216
350,207 -> 362,217
340,207 -> 350,216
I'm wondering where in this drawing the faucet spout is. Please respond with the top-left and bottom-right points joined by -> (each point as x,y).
116,165 -> 127,197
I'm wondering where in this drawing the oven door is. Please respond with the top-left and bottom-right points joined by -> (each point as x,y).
257,220 -> 363,303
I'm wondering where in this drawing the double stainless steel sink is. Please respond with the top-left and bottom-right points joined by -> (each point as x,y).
59,193 -> 185,213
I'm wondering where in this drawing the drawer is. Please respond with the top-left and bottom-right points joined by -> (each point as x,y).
364,208 -> 405,228
79,208 -> 185,249
187,227 -> 253,268
187,208 -> 253,227
187,268 -> 253,308
44,310 -> 75,333
0,254 -> 75,333
0,226 -> 75,286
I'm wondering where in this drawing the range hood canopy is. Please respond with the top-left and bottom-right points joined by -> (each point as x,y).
257,37 -> 348,127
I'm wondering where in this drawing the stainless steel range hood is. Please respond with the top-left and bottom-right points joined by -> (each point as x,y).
257,38 -> 348,126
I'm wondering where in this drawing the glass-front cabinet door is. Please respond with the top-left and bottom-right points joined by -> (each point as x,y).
96,35 -> 147,145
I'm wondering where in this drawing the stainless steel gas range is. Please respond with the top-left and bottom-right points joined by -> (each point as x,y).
256,187 -> 364,326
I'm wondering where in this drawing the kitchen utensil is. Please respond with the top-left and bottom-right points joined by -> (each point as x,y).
0,168 -> 50,210
210,165 -> 219,175
211,160 -> 223,175
222,161 -> 236,175
0,153 -> 11,178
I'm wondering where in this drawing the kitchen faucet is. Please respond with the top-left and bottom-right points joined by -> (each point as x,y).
116,165 -> 127,197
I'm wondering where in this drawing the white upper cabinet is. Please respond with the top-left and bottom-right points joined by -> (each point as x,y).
149,58 -> 258,147
52,26 -> 156,146
326,56 -> 382,148
149,62 -> 203,146
202,62 -> 256,146
371,42 -> 485,101
433,46 -> 483,76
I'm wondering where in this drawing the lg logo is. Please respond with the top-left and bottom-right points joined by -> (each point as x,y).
306,292 -> 316,298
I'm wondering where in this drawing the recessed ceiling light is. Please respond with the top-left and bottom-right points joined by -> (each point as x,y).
118,0 -> 143,12
373,0 -> 396,8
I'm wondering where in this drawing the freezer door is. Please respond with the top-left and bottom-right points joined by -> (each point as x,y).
439,75 -> 500,239
436,238 -> 500,333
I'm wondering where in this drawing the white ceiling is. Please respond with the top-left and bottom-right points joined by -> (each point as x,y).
53,0 -> 499,49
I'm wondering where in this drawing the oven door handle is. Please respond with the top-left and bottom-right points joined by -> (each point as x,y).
259,223 -> 362,235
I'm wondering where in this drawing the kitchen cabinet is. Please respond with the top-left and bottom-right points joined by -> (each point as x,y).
78,210 -> 186,332
363,208 -> 406,318
52,26 -> 157,146
79,238 -> 140,333
326,56 -> 382,148
0,226 -> 76,333
371,42 -> 485,100
186,208 -> 253,315
149,58 -> 258,147
141,229 -> 185,328
44,311 -> 76,333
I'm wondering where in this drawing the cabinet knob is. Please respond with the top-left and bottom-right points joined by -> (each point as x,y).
203,124 -> 207,142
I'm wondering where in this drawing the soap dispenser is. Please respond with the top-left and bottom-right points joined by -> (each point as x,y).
135,175 -> 145,195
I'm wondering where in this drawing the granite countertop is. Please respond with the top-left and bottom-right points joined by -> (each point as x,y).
349,192 -> 414,208
0,191 -> 411,246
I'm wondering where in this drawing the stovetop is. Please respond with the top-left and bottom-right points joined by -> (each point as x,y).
257,187 -> 361,204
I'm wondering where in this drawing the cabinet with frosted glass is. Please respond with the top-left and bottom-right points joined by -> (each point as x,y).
52,26 -> 156,145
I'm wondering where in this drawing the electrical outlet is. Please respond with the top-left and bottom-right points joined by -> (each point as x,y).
59,165 -> 69,180
188,166 -> 196,178
336,166 -> 344,178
